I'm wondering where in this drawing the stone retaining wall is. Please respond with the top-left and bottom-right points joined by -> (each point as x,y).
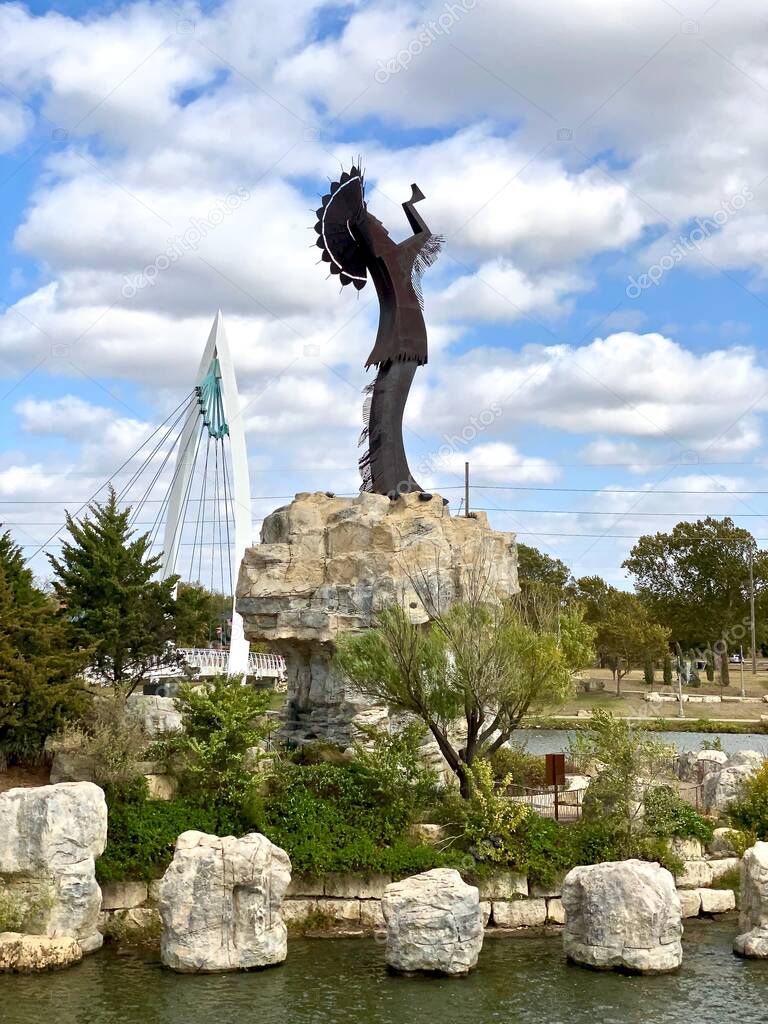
97,864 -> 738,941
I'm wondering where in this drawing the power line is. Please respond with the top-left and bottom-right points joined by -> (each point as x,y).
472,508 -> 768,517
449,485 -> 768,496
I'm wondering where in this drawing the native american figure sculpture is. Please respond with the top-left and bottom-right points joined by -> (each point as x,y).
314,166 -> 442,497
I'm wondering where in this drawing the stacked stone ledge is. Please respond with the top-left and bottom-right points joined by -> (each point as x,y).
562,860 -> 683,973
0,781 -> 107,968
236,490 -> 518,748
381,869 -> 484,976
734,841 -> 768,958
157,830 -> 291,973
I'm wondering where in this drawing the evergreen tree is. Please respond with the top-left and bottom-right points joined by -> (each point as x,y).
48,488 -> 181,695
0,531 -> 87,758
174,583 -> 230,648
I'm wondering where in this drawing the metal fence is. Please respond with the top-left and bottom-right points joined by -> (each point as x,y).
507,783 -> 586,822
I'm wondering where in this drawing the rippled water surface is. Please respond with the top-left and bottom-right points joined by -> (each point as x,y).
1,920 -> 766,1024
516,728 -> 768,756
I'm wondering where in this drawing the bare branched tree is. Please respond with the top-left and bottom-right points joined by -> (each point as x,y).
336,546 -> 595,797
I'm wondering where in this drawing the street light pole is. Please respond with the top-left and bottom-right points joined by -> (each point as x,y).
749,548 -> 757,674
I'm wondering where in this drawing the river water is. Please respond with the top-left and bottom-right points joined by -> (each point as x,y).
516,728 -> 768,756
0,921 -> 764,1024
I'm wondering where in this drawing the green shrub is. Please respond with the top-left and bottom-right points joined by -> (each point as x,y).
440,760 -> 530,865
0,883 -> 53,931
52,695 -> 148,793
488,745 -> 544,787
0,887 -> 27,931
97,781 -> 247,882
249,742 -> 443,878
174,675 -> 271,808
643,658 -> 655,685
663,656 -> 673,685
103,911 -> 162,951
729,763 -> 768,836
644,786 -> 714,844
711,866 -> 741,895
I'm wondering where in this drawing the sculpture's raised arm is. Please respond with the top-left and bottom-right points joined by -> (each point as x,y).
402,183 -> 429,237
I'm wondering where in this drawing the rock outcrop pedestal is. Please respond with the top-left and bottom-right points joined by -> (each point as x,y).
237,491 -> 518,746
0,782 -> 107,955
381,868 -> 484,975
562,860 -> 683,973
157,830 -> 291,973
734,841 -> 768,958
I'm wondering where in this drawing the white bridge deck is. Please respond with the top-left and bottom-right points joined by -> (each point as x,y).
150,647 -> 286,684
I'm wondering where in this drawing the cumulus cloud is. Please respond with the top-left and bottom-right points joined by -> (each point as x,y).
0,0 -> 767,585
418,332 -> 768,450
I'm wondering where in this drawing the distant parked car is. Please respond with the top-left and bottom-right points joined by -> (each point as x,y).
729,653 -> 743,664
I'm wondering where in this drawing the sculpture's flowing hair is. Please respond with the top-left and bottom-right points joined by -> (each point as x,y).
411,233 -> 444,309
359,379 -> 377,492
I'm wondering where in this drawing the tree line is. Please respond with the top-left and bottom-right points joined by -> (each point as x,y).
0,488 -> 232,760
518,515 -> 767,693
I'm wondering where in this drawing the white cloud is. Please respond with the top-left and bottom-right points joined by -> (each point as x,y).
418,332 -> 768,449
433,260 -> 586,323
423,441 -> 558,487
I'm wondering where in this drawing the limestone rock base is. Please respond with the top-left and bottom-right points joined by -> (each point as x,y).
237,491 -> 518,746
562,860 -> 683,974
382,868 -> 484,976
157,830 -> 291,973
0,932 -> 82,972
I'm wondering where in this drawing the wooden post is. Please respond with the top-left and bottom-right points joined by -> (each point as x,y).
464,461 -> 470,517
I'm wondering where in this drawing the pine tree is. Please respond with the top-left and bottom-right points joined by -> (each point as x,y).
48,488 -> 181,695
0,531 -> 87,758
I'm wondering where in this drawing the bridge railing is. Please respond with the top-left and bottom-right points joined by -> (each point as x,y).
176,648 -> 286,679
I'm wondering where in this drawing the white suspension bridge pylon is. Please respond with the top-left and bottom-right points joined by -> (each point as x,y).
159,310 -> 253,677
34,310 -> 284,685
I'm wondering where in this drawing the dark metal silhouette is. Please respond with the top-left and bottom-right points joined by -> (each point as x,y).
314,165 -> 441,498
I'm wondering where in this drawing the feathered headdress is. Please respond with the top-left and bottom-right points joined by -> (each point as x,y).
314,166 -> 368,290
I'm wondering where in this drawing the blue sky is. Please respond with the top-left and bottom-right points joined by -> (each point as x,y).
1,0 -> 768,588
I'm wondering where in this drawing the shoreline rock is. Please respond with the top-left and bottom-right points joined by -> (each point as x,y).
157,830 -> 291,973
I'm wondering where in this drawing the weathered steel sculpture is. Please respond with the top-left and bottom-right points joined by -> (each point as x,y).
314,166 -> 441,497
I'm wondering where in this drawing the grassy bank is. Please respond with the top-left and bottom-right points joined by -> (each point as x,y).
522,716 -> 768,735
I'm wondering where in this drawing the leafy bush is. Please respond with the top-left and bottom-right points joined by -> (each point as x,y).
0,882 -> 53,931
663,656 -> 673,684
488,745 -> 544,787
97,781 -> 246,882
174,675 -> 271,808
249,729 -> 442,877
52,695 -> 148,792
644,785 -> 714,844
729,763 -> 768,837
441,760 -> 529,865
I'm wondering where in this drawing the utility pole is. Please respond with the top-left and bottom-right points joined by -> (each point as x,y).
749,548 -> 757,674
464,461 -> 470,517
740,645 -> 745,697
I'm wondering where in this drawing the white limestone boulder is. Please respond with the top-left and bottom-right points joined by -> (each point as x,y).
702,765 -> 756,814
381,868 -> 484,976
157,830 -> 291,973
0,782 -> 107,953
727,750 -> 765,771
562,860 -> 683,974
708,828 -> 743,858
126,694 -> 182,736
734,841 -> 768,958
675,749 -> 727,782
0,932 -> 82,972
